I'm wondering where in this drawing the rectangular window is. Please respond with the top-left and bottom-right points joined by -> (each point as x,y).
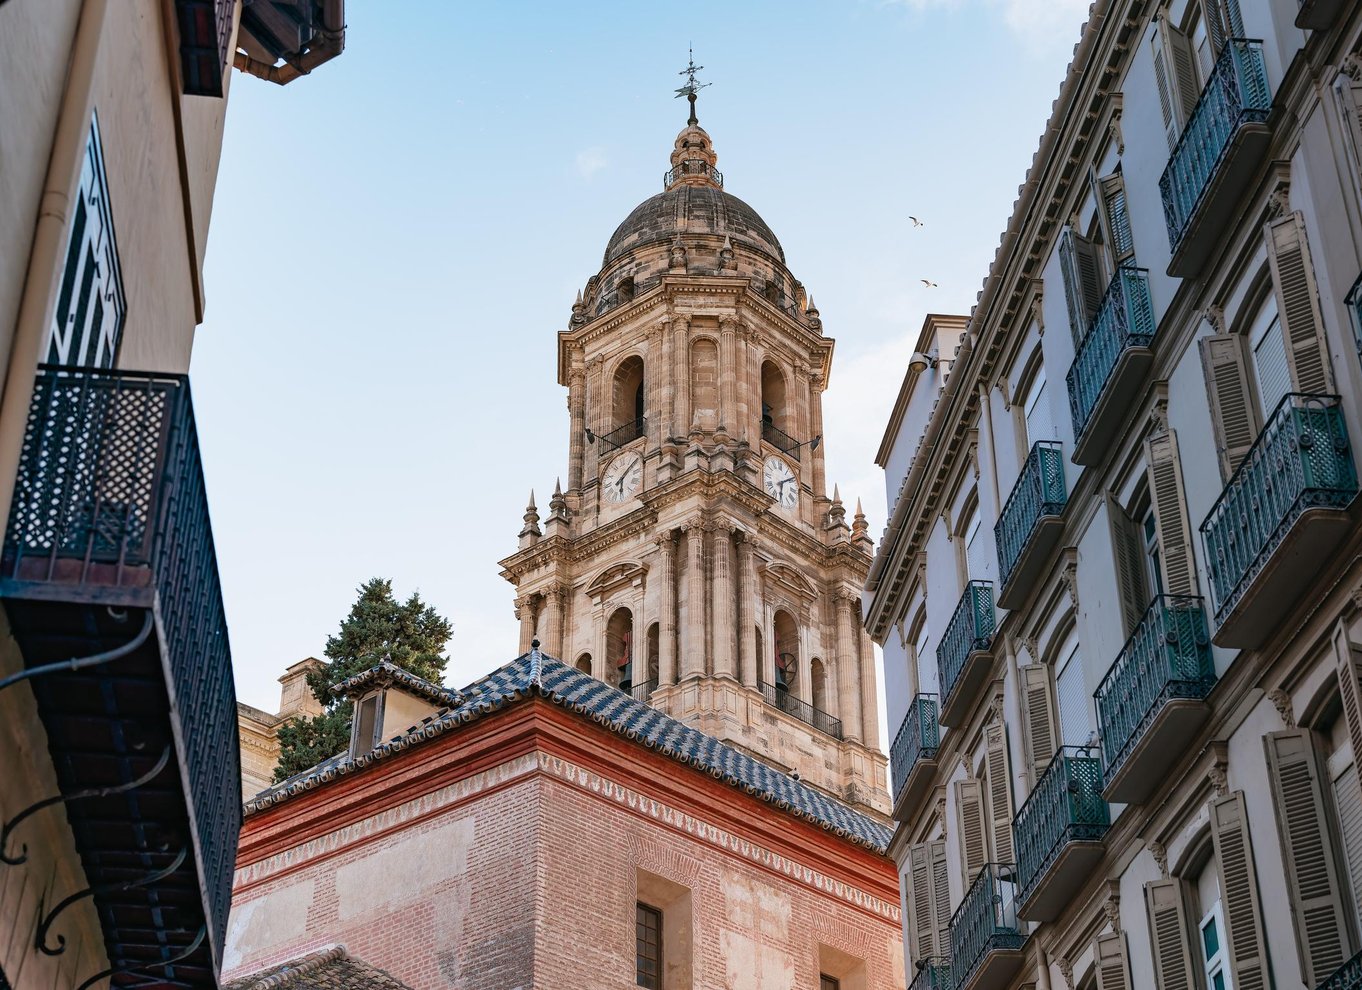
1141,501 -> 1163,600
1249,305 -> 1291,417
1024,367 -> 1053,446
820,977 -> 841,990
636,902 -> 662,988
353,694 -> 380,754
1199,902 -> 1231,990
965,507 -> 988,582
1056,639 -> 1092,747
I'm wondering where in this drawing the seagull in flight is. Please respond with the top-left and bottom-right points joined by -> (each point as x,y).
921,279 -> 938,288
909,216 -> 925,227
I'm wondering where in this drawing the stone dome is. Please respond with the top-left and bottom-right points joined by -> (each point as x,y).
603,184 -> 785,266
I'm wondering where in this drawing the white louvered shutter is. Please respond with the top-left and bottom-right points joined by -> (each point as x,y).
1021,664 -> 1059,775
1094,931 -> 1131,990
955,778 -> 989,885
908,843 -> 936,964
1210,792 -> 1271,990
1146,432 -> 1197,597
1153,17 -> 1201,150
1146,879 -> 1196,990
1329,748 -> 1362,933
1059,226 -> 1104,342
1199,333 -> 1262,479
985,722 -> 1015,864
1265,731 -> 1352,985
1266,212 -> 1335,395
1100,173 -> 1135,264
930,839 -> 952,956
1335,628 -> 1362,823
1107,494 -> 1149,635
1334,75 -> 1362,207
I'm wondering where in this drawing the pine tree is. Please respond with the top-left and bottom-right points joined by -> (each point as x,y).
272,578 -> 453,782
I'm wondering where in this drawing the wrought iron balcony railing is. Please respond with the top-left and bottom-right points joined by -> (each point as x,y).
939,582 -> 995,710
0,366 -> 238,984
995,442 -> 1066,591
950,864 -> 1025,990
910,958 -> 954,990
1066,266 -> 1155,444
630,678 -> 658,703
596,416 -> 646,452
1347,272 -> 1362,364
1159,39 -> 1271,251
664,159 -> 724,189
1201,394 -> 1357,625
1318,948 -> 1362,990
1013,747 -> 1109,908
757,678 -> 843,739
1096,595 -> 1215,783
891,694 -> 940,804
762,420 -> 803,461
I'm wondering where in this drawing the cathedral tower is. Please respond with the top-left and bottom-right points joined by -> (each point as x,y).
499,92 -> 888,815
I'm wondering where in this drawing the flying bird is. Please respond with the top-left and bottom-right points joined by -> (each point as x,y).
909,216 -> 925,227
921,279 -> 938,288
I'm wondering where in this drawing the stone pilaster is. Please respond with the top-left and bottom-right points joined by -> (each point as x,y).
543,588 -> 564,661
736,533 -> 758,688
718,316 -> 738,435
681,518 -> 706,679
834,589 -> 863,743
568,353 -> 586,491
809,371 -> 826,500
711,522 -> 735,679
654,533 -> 677,685
516,595 -> 536,654
646,321 -> 664,448
673,316 -> 690,439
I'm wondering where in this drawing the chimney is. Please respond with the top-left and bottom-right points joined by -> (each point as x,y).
278,657 -> 325,718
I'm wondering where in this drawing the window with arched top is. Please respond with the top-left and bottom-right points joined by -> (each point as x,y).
617,276 -> 635,304
576,652 -> 592,674
606,607 -> 634,691
612,356 -> 645,434
810,658 -> 829,713
773,610 -> 799,699
761,360 -> 788,434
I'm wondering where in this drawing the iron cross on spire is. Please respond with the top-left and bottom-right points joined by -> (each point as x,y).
674,47 -> 710,126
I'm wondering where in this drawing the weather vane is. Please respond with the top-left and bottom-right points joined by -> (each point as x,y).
674,47 -> 710,126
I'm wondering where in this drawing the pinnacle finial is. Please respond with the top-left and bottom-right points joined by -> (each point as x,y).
553,478 -> 562,497
832,483 -> 842,504
526,490 -> 537,513
675,47 -> 710,126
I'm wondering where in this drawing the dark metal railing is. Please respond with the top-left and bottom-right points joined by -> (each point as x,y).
938,582 -> 995,708
950,864 -> 1025,989
890,694 -> 940,804
630,678 -> 658,703
664,158 -> 724,189
910,958 -> 954,990
1,366 -> 239,963
1347,271 -> 1362,363
762,421 -> 802,461
1201,394 -> 1357,623
1066,266 -> 1156,442
597,416 -> 646,452
1013,746 -> 1109,905
1159,39 -> 1272,249
1095,595 -> 1215,781
757,678 -> 843,739
1318,948 -> 1362,990
995,441 -> 1066,590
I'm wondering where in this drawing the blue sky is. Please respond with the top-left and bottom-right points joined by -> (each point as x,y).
195,0 -> 1089,720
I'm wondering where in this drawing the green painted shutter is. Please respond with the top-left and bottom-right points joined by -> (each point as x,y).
1146,432 -> 1197,597
1266,212 -> 1334,395
1265,730 -> 1353,985
986,722 -> 1015,865
955,778 -> 988,885
1199,333 -> 1262,479
1094,931 -> 1131,990
1211,792 -> 1271,990
1145,879 -> 1196,990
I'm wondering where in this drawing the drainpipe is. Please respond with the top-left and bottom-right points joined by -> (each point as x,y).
0,0 -> 110,520
233,0 -> 345,85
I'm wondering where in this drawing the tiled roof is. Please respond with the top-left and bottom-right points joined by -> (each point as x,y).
246,650 -> 892,853
225,946 -> 413,990
331,660 -> 465,708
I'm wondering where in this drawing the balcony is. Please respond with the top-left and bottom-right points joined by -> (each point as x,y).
890,694 -> 940,820
949,865 -> 1026,990
762,420 -> 803,461
1067,266 -> 1156,465
910,959 -> 954,990
1347,272 -> 1362,362
757,679 -> 843,739
0,367 -> 238,986
1097,596 -> 1216,803
630,678 -> 658,703
594,416 -> 646,452
938,582 -> 996,727
1318,949 -> 1362,989
1296,0 -> 1347,29
1160,40 -> 1272,277
1014,747 -> 1109,921
1201,394 -> 1358,648
994,442 -> 1067,610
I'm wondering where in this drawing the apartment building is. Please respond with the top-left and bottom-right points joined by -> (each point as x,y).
865,1 -> 1362,988
0,3 -> 343,989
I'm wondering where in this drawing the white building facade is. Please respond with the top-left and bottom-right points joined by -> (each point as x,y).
865,1 -> 1362,988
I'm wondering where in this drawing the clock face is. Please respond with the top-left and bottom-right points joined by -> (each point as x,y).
603,451 -> 643,503
763,456 -> 798,510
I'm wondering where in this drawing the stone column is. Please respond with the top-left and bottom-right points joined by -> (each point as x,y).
673,317 -> 691,438
711,523 -> 735,678
543,588 -> 564,661
835,590 -> 863,743
761,603 -> 777,687
646,322 -> 664,448
736,533 -> 758,688
734,325 -> 753,446
809,371 -> 827,500
568,355 -> 586,491
655,533 -> 677,685
659,316 -> 675,441
681,518 -> 706,679
858,615 -> 879,747
793,362 -> 811,447
516,595 -> 536,654
718,316 -> 738,435
587,355 -> 605,482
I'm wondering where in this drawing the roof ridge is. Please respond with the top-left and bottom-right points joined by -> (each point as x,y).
234,945 -> 348,990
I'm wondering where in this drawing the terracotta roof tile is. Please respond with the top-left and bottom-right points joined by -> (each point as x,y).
225,947 -> 413,990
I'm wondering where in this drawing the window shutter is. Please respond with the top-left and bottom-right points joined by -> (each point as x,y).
930,838 -> 952,957
955,778 -> 989,884
1210,791 -> 1271,990
1333,76 -> 1362,207
907,843 -> 937,964
1265,730 -> 1352,985
985,722 -> 1015,865
1094,931 -> 1131,990
1059,226 -> 1103,342
1199,333 -> 1262,478
1334,629 -> 1362,809
1021,664 -> 1059,776
1145,879 -> 1196,990
1266,212 -> 1334,395
1218,0 -> 1245,40
1151,26 -> 1180,152
1107,495 -> 1149,634
1100,174 -> 1135,263
1146,432 -> 1197,597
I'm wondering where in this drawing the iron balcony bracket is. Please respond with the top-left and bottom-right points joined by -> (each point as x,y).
35,845 -> 187,956
0,610 -> 153,695
1,743 -> 171,865
74,925 -> 204,990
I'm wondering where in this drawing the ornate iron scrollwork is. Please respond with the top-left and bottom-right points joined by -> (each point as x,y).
1,743 -> 171,865
74,925 -> 205,990
36,845 -> 187,956
0,610 -> 152,694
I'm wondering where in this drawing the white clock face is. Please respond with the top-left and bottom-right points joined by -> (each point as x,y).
603,452 -> 643,503
763,456 -> 798,510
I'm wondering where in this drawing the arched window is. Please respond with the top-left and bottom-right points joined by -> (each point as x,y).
773,610 -> 799,697
606,607 -> 634,691
810,658 -> 829,713
645,623 -> 660,685
761,360 -> 788,435
958,495 -> 989,584
617,276 -> 635,305
612,356 -> 645,433
575,653 -> 592,674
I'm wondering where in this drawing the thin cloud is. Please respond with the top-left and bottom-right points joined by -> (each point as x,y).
575,147 -> 608,180
881,0 -> 1089,55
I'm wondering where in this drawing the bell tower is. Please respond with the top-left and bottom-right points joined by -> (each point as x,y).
499,72 -> 888,816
